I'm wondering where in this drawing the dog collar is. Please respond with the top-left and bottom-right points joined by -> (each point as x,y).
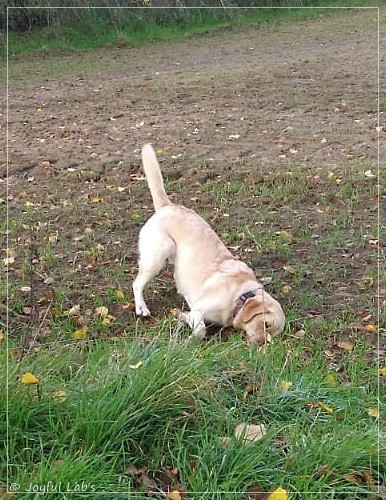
233,289 -> 260,318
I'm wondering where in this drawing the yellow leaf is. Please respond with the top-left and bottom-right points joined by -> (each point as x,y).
91,197 -> 103,204
364,324 -> 376,333
48,234 -> 58,244
102,314 -> 115,325
116,290 -> 125,300
326,373 -> 338,387
168,491 -> 182,500
268,487 -> 288,500
53,390 -> 68,402
0,330 -> 4,341
72,329 -> 87,340
21,372 -> 39,384
281,285 -> 292,294
367,407 -> 379,419
129,361 -> 143,370
344,474 -> 361,485
337,340 -> 354,352
318,402 -> 334,413
277,230 -> 293,240
279,380 -> 293,391
379,367 -> 386,376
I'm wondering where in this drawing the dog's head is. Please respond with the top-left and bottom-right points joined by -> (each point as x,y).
233,291 -> 285,344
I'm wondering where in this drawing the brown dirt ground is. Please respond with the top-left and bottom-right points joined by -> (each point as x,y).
2,9 -> 385,348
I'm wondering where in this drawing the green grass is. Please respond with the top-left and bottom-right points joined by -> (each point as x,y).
3,327 -> 384,498
5,0 -> 382,57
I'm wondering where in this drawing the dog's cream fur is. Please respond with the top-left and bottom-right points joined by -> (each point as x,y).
133,144 -> 285,343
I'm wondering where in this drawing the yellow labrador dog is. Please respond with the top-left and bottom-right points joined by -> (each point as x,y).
133,144 -> 285,344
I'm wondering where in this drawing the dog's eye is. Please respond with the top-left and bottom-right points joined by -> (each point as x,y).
264,321 -> 271,330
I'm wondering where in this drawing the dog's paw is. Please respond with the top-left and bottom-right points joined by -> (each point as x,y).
136,304 -> 151,317
192,326 -> 207,340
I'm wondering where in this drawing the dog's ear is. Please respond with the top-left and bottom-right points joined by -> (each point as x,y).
236,298 -> 266,326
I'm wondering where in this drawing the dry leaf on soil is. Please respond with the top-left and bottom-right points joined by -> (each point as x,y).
337,340 -> 354,352
95,306 -> 108,318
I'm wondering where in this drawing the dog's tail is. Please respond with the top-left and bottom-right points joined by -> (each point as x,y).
141,144 -> 171,211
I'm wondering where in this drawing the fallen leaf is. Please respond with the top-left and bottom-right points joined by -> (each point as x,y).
126,464 -> 142,476
364,324 -> 376,333
170,307 -> 182,318
306,402 -> 333,413
102,314 -> 115,325
344,474 -> 361,485
315,463 -> 331,478
326,373 -> 338,387
283,265 -> 296,275
122,302 -> 135,310
0,330 -> 4,341
3,256 -> 15,265
361,471 -> 374,486
276,230 -> 293,240
95,306 -> 108,318
281,285 -> 292,294
243,383 -> 255,399
20,286 -> 32,292
279,380 -> 293,391
235,423 -> 266,443
67,304 -> 80,316
21,372 -> 39,384
337,340 -> 354,352
129,361 -> 143,370
219,436 -> 232,447
116,290 -> 125,300
367,407 -> 379,419
364,169 -> 376,178
318,402 -> 334,413
52,390 -> 68,402
267,487 -> 288,500
379,367 -> 386,376
246,484 -> 266,499
168,491 -> 182,500
72,329 -> 87,340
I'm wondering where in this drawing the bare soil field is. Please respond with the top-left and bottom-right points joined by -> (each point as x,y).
3,9 -> 385,350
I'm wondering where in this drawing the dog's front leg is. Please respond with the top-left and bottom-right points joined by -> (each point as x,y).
178,311 -> 207,340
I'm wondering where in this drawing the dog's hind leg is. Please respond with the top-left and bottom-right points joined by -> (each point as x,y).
133,227 -> 175,317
